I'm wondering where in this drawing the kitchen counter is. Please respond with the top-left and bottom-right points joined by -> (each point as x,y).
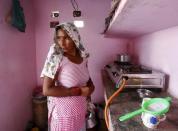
102,70 -> 178,131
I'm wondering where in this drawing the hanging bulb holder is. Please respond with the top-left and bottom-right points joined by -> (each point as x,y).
73,10 -> 81,17
70,0 -> 81,17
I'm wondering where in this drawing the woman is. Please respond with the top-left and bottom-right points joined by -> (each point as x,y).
41,22 -> 95,131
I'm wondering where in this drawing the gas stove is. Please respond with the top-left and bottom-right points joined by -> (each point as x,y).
105,61 -> 165,91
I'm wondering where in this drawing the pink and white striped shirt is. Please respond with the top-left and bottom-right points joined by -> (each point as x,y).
58,56 -> 90,88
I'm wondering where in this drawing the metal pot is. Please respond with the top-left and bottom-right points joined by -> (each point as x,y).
86,112 -> 97,129
137,89 -> 154,98
117,54 -> 131,63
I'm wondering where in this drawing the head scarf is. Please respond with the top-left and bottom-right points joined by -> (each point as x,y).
40,22 -> 89,79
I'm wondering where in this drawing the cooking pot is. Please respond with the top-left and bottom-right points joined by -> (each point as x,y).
86,112 -> 97,129
117,54 -> 131,63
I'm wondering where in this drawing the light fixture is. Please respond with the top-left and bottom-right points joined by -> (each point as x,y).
70,0 -> 82,17
74,20 -> 84,28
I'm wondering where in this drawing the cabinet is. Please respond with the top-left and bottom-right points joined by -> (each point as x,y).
104,0 -> 178,38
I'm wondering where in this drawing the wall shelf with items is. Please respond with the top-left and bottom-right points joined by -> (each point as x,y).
104,0 -> 178,38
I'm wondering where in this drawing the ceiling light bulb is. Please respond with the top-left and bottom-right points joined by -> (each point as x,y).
74,20 -> 84,28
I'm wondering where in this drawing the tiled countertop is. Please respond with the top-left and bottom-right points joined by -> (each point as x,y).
102,70 -> 178,131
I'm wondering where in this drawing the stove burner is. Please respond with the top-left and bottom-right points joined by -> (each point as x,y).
104,61 -> 165,90
114,61 -> 152,74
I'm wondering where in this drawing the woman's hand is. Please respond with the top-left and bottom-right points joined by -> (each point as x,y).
80,86 -> 91,97
69,87 -> 82,96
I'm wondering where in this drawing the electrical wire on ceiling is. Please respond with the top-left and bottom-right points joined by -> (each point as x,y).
70,0 -> 81,17
70,0 -> 79,11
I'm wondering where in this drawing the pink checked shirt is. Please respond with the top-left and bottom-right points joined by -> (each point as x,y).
48,56 -> 89,131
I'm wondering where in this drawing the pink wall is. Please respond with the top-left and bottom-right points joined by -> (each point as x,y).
130,26 -> 178,98
0,0 -> 36,130
34,0 -> 128,103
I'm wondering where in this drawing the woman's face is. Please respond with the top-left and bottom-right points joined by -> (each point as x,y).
56,29 -> 76,53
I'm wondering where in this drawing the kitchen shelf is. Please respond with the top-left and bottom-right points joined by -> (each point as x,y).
104,0 -> 178,38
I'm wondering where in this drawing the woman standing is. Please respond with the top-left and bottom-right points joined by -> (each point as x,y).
41,22 -> 95,131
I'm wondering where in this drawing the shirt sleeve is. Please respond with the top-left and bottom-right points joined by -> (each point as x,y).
40,44 -> 56,79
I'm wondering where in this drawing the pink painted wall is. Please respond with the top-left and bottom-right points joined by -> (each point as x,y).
34,0 -> 128,103
130,26 -> 178,98
0,0 -> 36,131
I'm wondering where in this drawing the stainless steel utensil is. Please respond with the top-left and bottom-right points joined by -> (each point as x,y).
137,89 -> 154,98
117,54 -> 131,63
86,112 -> 97,129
